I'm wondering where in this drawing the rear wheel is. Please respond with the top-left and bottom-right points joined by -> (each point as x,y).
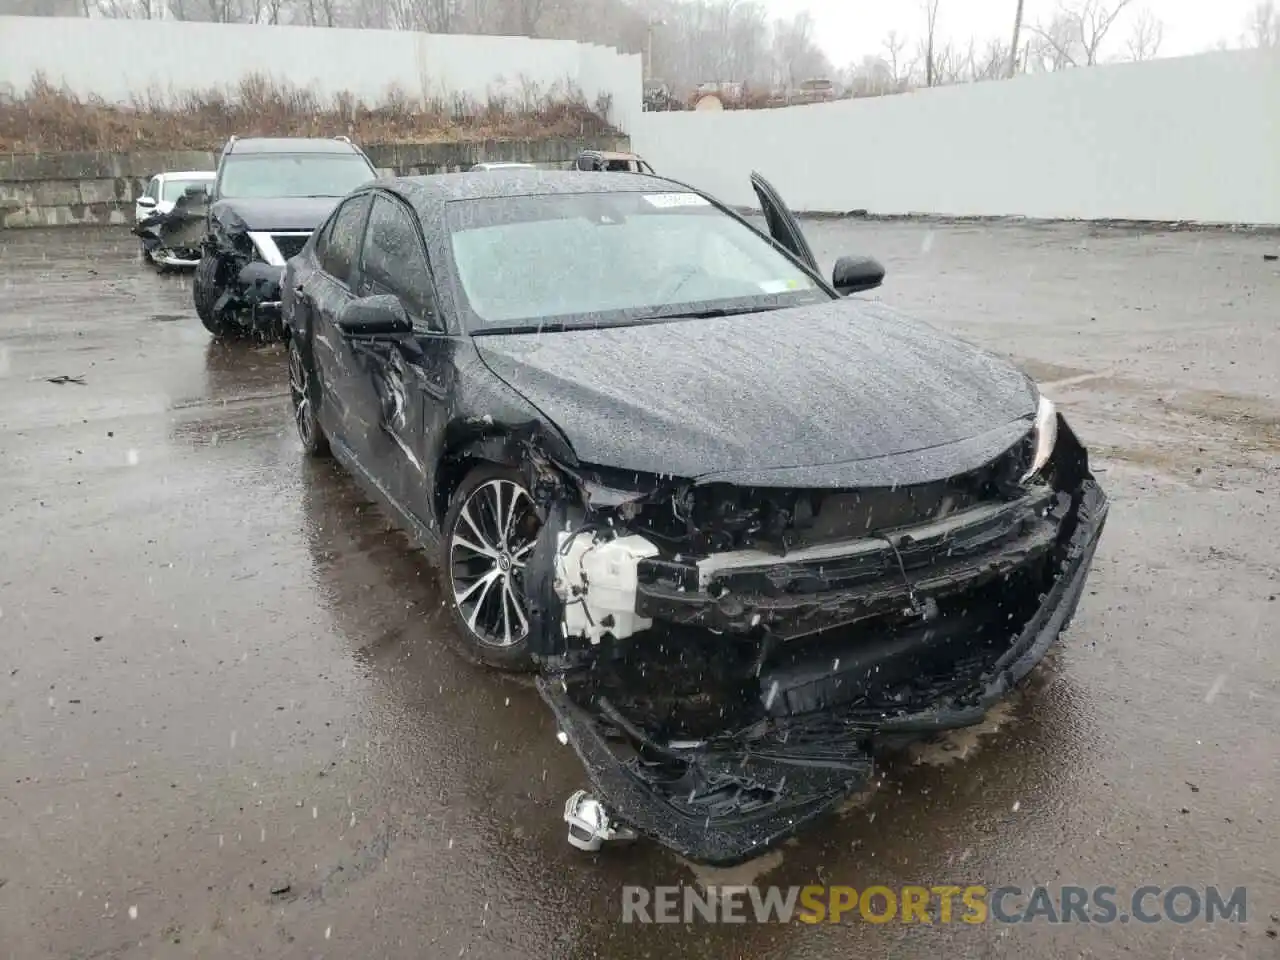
288,335 -> 330,458
439,465 -> 542,672
193,254 -> 240,337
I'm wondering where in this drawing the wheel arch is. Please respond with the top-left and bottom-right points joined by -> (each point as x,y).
433,432 -> 523,527
432,423 -> 579,526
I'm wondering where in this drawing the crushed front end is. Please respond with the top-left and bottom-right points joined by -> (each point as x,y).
203,203 -> 311,334
133,190 -> 208,267
524,410 -> 1108,866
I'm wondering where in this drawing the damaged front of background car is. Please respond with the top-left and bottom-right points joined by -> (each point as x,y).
193,200 -> 310,339
193,136 -> 380,340
133,184 -> 210,269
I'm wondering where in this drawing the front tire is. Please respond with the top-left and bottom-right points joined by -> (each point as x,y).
288,335 -> 330,458
439,464 -> 542,672
193,254 -> 240,337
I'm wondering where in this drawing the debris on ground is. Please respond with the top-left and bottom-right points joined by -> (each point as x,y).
46,375 -> 87,386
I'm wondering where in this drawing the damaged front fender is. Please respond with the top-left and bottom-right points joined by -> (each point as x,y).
201,204 -> 288,329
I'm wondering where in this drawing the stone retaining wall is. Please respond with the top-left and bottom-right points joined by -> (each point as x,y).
0,135 -> 630,228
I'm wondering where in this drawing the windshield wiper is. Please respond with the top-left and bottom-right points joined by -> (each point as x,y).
634,304 -> 786,322
471,322 -> 575,336
470,305 -> 788,336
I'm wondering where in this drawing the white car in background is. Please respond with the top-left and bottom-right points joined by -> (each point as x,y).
135,170 -> 215,223
134,170 -> 215,266
469,161 -> 536,171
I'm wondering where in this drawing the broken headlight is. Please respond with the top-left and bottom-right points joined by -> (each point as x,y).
571,465 -> 668,512
1020,393 -> 1058,482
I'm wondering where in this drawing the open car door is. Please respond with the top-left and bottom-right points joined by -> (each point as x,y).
750,171 -> 819,275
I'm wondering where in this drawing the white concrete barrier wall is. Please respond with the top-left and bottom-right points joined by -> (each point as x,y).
0,16 -> 642,131
634,49 -> 1280,225
1,17 -> 1275,224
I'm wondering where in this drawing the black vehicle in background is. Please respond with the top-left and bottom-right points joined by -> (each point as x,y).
573,149 -> 656,173
193,136 -> 379,339
281,168 -> 1108,866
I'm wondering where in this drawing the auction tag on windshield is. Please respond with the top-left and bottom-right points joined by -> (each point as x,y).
643,193 -> 710,208
758,279 -> 802,293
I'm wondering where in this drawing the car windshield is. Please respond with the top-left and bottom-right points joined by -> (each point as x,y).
445,190 -> 829,333
218,153 -> 375,199
161,177 -> 210,202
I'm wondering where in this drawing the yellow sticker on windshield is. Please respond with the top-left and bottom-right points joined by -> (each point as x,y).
759,279 -> 801,293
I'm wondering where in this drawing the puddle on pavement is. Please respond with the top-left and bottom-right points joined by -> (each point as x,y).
682,849 -> 786,891
907,699 -> 1019,767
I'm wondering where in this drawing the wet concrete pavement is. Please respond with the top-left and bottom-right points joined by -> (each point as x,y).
1,223 -> 1277,959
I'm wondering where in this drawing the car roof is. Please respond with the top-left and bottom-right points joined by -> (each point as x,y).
388,170 -> 685,212
224,137 -> 362,155
585,150 -> 643,161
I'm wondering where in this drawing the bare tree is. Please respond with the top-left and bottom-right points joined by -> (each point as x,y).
1026,11 -> 1080,69
921,0 -> 941,86
843,54 -> 897,96
771,11 -> 830,91
1076,0 -> 1134,63
1242,0 -> 1279,46
968,37 -> 1010,80
90,0 -> 137,15
881,29 -> 910,86
202,0 -> 234,21
1027,0 -> 1133,68
1124,7 -> 1163,60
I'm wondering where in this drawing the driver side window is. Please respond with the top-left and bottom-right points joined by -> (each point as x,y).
359,194 -> 439,330
318,194 -> 371,287
144,177 -> 160,201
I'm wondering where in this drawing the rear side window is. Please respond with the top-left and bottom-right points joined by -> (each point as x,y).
318,194 -> 371,285
360,194 -> 437,326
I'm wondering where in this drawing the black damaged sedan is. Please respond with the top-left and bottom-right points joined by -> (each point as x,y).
282,169 -> 1109,866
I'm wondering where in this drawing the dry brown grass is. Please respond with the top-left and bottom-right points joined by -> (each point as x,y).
0,72 -> 616,153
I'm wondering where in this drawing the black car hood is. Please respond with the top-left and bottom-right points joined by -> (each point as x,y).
474,301 -> 1040,488
209,197 -> 340,232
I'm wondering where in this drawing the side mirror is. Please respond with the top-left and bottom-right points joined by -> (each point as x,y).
337,295 -> 412,336
832,255 -> 886,295
137,196 -> 158,208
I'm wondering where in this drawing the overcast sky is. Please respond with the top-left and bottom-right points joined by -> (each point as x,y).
760,0 -> 1260,68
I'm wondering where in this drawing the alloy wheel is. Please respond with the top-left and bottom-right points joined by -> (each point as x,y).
449,479 -> 540,648
287,339 -> 315,448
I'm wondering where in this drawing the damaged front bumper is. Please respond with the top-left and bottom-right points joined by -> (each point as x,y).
204,219 -> 310,331
214,259 -> 285,318
134,190 -> 209,268
151,247 -> 202,268
529,430 -> 1108,866
134,215 -> 204,268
